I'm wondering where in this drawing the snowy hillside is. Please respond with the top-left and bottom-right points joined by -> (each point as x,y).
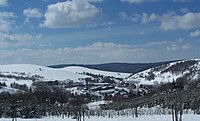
0,62 -> 200,121
62,66 -> 131,78
0,64 -> 130,89
125,59 -> 200,85
0,64 -> 88,85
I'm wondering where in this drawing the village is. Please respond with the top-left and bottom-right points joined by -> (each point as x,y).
32,77 -> 148,103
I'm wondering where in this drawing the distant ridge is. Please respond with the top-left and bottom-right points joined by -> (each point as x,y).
48,60 -> 178,73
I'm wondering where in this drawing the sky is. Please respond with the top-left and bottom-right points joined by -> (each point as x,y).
0,0 -> 200,65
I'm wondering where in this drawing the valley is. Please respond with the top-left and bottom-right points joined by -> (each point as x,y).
0,59 -> 200,121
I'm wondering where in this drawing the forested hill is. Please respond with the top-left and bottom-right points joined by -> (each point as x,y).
48,61 -> 176,73
126,59 -> 200,85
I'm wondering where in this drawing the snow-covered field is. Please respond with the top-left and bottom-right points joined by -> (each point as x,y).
0,64 -> 130,87
0,115 -> 200,121
0,64 -> 89,82
86,100 -> 108,109
0,64 -> 130,82
63,66 -> 131,78
0,64 -> 132,93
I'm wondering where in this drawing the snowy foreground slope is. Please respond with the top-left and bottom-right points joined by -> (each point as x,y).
125,59 -> 200,85
0,115 -> 200,121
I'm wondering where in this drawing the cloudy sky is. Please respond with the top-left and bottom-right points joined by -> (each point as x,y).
0,0 -> 200,65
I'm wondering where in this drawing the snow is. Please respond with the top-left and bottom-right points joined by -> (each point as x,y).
98,89 -> 115,94
0,64 -> 89,82
125,59 -> 200,85
0,114 -> 199,121
86,100 -> 108,109
0,86 -> 20,94
0,78 -> 33,87
65,87 -> 87,95
2,63 -> 133,95
62,66 -> 131,78
0,64 -> 130,88
0,64 -> 91,93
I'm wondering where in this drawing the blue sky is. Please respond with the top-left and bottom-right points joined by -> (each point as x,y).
0,0 -> 200,65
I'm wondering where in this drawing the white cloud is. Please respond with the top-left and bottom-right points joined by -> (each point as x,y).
0,41 -> 9,48
146,41 -> 171,47
121,0 -> 191,4
0,32 -> 43,49
86,21 -> 115,28
0,41 -> 31,49
166,44 -> 178,51
127,11 -> 200,30
0,32 -> 33,42
166,40 -> 191,51
145,40 -> 191,52
119,12 -> 159,24
0,42 -> 151,65
101,21 -> 115,26
140,31 -> 145,35
42,0 -> 101,28
189,30 -> 200,37
182,43 -> 190,49
180,8 -> 189,14
23,8 -> 43,23
36,33 -> 43,39
70,42 -> 149,60
0,0 -> 8,6
160,12 -> 200,30
87,0 -> 104,2
141,13 -> 159,24
0,12 -> 15,32
119,12 -> 141,22
173,0 -> 191,2
121,0 -> 160,4
105,26 -> 111,31
0,40 -> 196,65
43,0 -> 104,2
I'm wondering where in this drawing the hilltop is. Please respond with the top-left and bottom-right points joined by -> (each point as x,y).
125,59 -> 200,85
